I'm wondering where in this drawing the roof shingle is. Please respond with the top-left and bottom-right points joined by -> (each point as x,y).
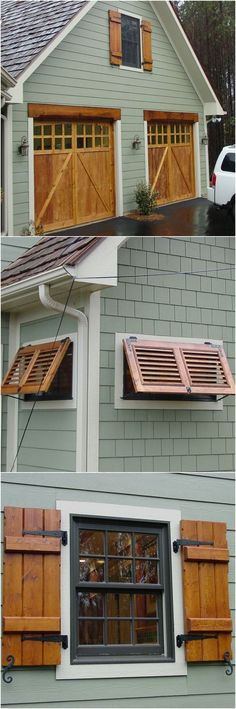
1,237 -> 101,287
1,0 -> 87,78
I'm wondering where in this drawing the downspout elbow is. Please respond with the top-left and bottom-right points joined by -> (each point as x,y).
38,283 -> 88,327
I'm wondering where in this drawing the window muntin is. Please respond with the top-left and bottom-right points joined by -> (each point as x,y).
71,517 -> 174,662
221,152 -> 235,172
33,122 -> 72,152
121,14 -> 141,69
76,123 -> 110,150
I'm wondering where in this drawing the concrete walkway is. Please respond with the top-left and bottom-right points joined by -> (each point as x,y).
49,198 -> 235,237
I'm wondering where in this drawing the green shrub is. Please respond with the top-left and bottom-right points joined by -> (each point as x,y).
134,182 -> 158,215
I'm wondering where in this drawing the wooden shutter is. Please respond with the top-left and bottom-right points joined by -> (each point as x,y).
123,339 -> 235,396
181,520 -> 232,662
109,10 -> 122,66
142,21 -> 153,71
2,507 -> 62,666
1,338 -> 71,395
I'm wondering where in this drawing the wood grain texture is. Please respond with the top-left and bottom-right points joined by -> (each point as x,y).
183,547 -> 229,562
29,104 -> 121,120
5,536 -> 61,553
142,21 -> 153,71
144,111 -> 199,122
3,617 -> 60,632
181,519 -> 232,662
109,10 -> 122,66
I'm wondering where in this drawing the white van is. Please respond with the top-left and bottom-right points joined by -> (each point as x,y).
207,146 -> 235,214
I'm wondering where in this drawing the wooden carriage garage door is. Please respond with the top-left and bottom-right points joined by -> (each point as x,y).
147,114 -> 196,205
34,120 -> 115,232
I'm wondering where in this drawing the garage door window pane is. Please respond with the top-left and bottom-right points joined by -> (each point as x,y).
34,138 -> 42,151
55,138 -> 62,150
55,124 -> 62,135
44,138 -> 52,150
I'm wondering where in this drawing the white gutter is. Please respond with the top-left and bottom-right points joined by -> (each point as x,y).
38,283 -> 88,472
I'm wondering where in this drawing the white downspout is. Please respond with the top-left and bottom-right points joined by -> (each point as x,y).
38,283 -> 88,472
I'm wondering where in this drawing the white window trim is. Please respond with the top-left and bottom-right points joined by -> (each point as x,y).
115,332 -> 224,410
56,499 -> 187,680
119,9 -> 144,74
20,332 -> 78,410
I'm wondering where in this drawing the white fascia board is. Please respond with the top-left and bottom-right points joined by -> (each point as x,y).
152,1 -> 224,115
7,0 -> 97,104
1,267 -> 67,308
64,237 -> 128,286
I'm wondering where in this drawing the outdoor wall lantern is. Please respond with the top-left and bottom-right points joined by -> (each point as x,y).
201,135 -> 208,145
132,135 -> 141,150
18,136 -> 29,156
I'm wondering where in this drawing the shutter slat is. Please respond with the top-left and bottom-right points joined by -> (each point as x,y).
3,617 -> 60,632
187,618 -> 232,632
2,507 -> 62,666
181,520 -> 232,662
183,547 -> 229,562
1,339 -> 71,395
109,10 -> 122,66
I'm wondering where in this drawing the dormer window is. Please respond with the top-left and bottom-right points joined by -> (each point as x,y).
109,11 -> 152,72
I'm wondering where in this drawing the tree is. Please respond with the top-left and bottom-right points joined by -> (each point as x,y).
173,1 -> 235,173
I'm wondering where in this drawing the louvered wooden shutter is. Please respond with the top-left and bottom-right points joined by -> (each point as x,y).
181,520 -> 232,662
123,339 -> 235,395
142,21 -> 153,71
109,10 -> 122,66
2,507 -> 62,666
1,338 -> 71,395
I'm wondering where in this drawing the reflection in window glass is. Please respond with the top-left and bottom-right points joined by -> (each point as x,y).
121,14 -> 141,69
79,558 -> 105,582
135,559 -> 158,584
135,533 -> 158,558
108,620 -> 131,644
134,593 -> 157,618
80,530 -> 104,556
108,558 -> 132,582
79,619 -> 104,645
108,531 -> 131,556
134,620 -> 158,644
78,591 -> 104,617
107,593 -> 130,617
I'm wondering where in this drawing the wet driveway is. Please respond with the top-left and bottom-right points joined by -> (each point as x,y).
49,198 -> 235,237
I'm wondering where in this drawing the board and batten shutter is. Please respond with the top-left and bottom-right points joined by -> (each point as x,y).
2,507 -> 63,666
142,21 -> 153,71
109,10 -> 122,66
181,520 -> 232,662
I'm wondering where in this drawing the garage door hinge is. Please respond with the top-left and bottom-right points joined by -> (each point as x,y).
23,529 -> 68,545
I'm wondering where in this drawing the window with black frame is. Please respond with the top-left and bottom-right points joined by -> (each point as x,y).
121,14 -> 141,69
71,517 -> 174,663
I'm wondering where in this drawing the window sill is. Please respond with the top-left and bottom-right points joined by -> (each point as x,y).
56,658 -> 186,680
119,65 -> 143,73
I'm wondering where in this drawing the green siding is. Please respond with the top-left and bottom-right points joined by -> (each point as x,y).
1,312 -> 9,471
99,237 -> 235,473
16,314 -> 78,472
12,0 -> 206,234
1,473 -> 235,708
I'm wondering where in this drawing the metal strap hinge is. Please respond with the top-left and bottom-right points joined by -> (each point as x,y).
173,538 -> 214,553
22,634 -> 68,649
176,633 -> 217,648
23,529 -> 68,546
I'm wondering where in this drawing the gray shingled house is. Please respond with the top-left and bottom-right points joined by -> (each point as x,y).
1,236 -> 235,473
1,0 -> 224,235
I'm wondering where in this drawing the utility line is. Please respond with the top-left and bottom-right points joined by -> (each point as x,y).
62,264 -> 234,280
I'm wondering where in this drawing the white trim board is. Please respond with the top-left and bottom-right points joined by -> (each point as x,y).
56,499 -> 186,680
115,333 -> 224,411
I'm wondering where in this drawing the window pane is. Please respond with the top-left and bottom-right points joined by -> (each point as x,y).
65,138 -> 72,149
77,124 -> 83,135
85,124 -> 92,135
80,530 -> 105,555
34,138 -> 42,151
135,533 -> 158,558
79,558 -> 105,582
43,124 -> 52,135
221,153 -> 235,172
55,123 -> 62,135
134,593 -> 157,618
78,591 -> 104,617
103,125 -> 109,135
64,122 -> 72,135
108,558 -> 132,582
103,137 -> 109,147
134,620 -> 158,644
95,125 -> 101,135
86,137 -> 92,148
77,138 -> 84,149
108,531 -> 131,557
135,560 -> 158,584
121,14 -> 141,69
44,138 -> 52,150
55,138 -> 62,150
34,125 -> 41,135
107,593 -> 130,617
79,620 -> 103,645
95,137 -> 101,147
108,620 -> 131,644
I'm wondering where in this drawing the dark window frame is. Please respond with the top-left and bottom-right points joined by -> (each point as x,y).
70,515 -> 175,665
121,13 -> 142,69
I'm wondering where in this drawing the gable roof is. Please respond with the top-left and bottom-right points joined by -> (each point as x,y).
1,237 -> 100,287
1,0 -> 87,79
1,0 -> 224,114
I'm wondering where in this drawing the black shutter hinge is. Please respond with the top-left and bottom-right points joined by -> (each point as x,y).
173,538 -> 213,553
176,633 -> 217,648
23,529 -> 68,546
22,634 -> 68,649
